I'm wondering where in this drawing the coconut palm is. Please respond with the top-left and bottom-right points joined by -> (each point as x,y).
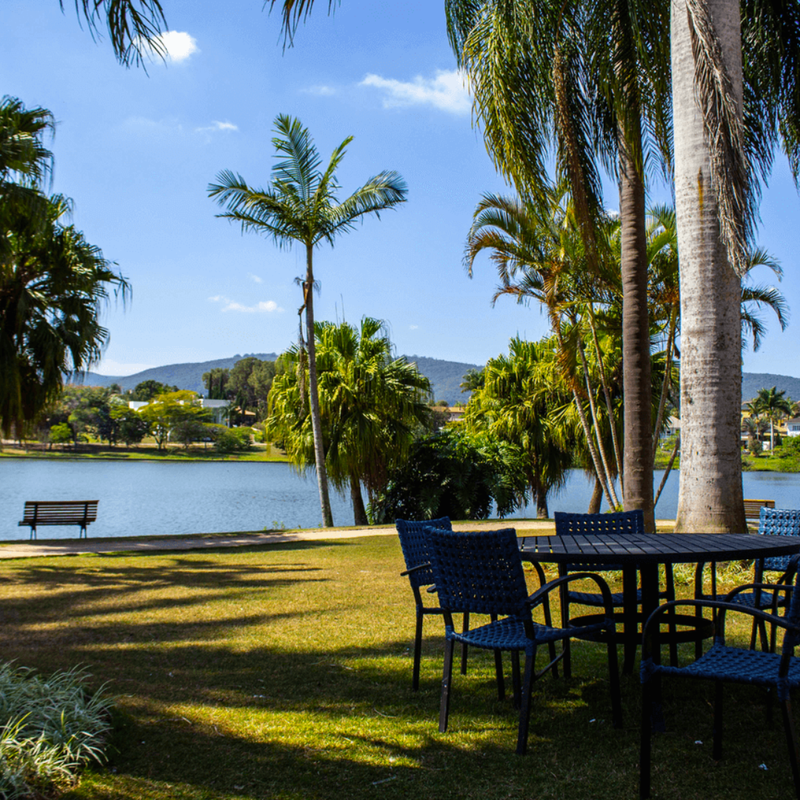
671,0 -> 800,531
0,193 -> 129,436
267,318 -> 431,525
209,115 -> 407,527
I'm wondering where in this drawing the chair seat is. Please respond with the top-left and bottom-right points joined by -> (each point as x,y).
567,588 -> 643,607
705,590 -> 788,609
648,644 -> 800,691
447,615 -> 607,651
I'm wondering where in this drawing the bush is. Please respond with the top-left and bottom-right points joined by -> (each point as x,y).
214,427 -> 253,454
0,662 -> 113,798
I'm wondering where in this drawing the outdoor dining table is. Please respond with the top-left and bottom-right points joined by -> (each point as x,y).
518,531 -> 800,673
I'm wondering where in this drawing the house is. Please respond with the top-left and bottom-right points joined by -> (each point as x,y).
786,418 -> 800,437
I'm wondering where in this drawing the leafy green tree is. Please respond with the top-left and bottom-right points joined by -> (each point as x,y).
1,99 -> 129,437
460,368 -> 484,394
48,422 -> 72,449
110,405 -> 149,446
267,318 -> 431,525
138,391 -> 210,451
370,427 -> 527,524
213,427 -> 253,455
202,368 -> 230,400
131,380 -> 177,401
209,114 -> 408,527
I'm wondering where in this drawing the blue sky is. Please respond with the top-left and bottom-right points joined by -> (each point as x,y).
3,0 -> 800,379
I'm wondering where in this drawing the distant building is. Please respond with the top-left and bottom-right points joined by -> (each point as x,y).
787,418 -> 800,438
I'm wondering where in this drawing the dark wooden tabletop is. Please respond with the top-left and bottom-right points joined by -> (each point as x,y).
518,532 -> 800,566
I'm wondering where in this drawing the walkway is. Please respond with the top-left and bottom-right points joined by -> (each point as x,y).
0,520 -> 559,560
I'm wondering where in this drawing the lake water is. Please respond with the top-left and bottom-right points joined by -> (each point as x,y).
1,459 -> 800,541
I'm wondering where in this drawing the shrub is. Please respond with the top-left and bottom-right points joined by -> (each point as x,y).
0,662 -> 113,798
214,427 -> 252,454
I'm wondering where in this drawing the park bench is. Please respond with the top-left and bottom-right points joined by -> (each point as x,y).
18,501 -> 99,539
744,498 -> 775,526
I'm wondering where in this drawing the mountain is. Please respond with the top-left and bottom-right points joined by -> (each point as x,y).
741,373 -> 800,405
74,356 -> 800,408
74,353 -> 481,405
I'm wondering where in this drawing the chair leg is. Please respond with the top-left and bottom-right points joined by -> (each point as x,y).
664,564 -> 678,667
780,696 -> 800,800
494,647 -> 506,701
640,676 -> 653,799
439,637 -> 455,733
511,650 -> 521,709
412,608 -> 423,691
606,629 -> 623,728
516,646 -> 537,756
559,577 -> 572,679
712,680 -> 723,761
460,612 -> 470,675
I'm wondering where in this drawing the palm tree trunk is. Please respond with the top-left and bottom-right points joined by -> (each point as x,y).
349,474 -> 369,526
619,131 -> 655,531
305,244 -> 334,528
672,0 -> 746,532
588,476 -> 603,514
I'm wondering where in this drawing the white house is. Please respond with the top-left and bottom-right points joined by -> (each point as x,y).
786,417 -> 800,437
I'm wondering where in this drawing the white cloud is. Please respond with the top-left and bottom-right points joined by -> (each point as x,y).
158,30 -> 199,62
303,85 -> 338,96
248,273 -> 263,284
139,30 -> 199,63
360,69 -> 471,115
409,324 -> 419,330
195,120 -> 239,134
209,296 -> 283,314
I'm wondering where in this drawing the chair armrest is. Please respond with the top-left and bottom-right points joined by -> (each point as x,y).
525,571 -> 615,615
400,562 -> 430,577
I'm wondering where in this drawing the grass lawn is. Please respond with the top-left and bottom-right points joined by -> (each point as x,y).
0,536 -> 795,799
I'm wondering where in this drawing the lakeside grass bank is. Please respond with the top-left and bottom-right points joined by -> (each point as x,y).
0,533 -> 793,799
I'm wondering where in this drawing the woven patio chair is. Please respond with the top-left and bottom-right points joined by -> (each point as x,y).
424,525 -> 622,755
640,554 -> 800,799
694,508 -> 800,653
396,517 -> 471,691
554,510 -> 676,673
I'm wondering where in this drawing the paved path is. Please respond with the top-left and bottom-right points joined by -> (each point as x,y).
0,520 -> 559,560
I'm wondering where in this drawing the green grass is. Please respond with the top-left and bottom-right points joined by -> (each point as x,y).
0,442 -> 288,462
0,536 -> 795,799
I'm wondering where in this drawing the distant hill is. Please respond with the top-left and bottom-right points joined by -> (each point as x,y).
742,373 -> 800,404
74,353 -> 481,405
74,357 -> 798,408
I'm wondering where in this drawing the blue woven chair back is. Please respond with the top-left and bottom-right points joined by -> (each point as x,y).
554,510 -> 643,570
759,508 -> 800,572
396,517 -> 453,589
423,527 -> 527,617
554,510 -> 645,535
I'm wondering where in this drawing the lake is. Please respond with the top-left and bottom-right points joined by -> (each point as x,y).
2,459 -> 800,540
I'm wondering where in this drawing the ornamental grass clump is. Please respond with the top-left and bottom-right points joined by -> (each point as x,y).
0,662 -> 113,798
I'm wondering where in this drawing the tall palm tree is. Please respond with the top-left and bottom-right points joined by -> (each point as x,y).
210,115 -> 406,527
267,318 -> 431,525
446,0 -> 672,530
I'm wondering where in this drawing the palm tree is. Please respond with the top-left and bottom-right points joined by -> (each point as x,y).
752,386 -> 793,452
671,0 -> 800,531
465,337 -> 574,518
267,318 -> 431,525
445,0 -> 673,530
209,115 -> 407,527
0,193 -> 129,436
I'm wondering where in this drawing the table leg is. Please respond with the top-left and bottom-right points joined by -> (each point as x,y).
622,565 -> 639,674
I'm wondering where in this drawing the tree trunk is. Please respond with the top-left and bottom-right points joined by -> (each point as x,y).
588,476 -> 603,514
349,474 -> 369,526
305,244 -> 334,528
672,0 -> 746,532
534,483 -> 549,519
619,132 -> 655,531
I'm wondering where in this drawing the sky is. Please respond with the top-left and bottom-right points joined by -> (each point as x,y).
2,0 -> 800,379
